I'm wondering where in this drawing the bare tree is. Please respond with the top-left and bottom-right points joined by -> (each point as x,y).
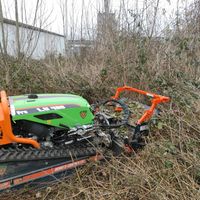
13,0 -> 54,59
0,0 -> 7,55
64,0 -> 68,53
15,0 -> 20,59
149,0 -> 160,38
81,0 -> 85,40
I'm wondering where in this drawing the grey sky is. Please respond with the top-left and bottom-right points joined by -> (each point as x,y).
2,0 -> 194,37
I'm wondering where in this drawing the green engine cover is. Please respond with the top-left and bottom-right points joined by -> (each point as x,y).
8,93 -> 94,128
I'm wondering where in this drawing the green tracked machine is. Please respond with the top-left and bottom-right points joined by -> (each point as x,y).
0,86 -> 170,191
10,93 -> 94,144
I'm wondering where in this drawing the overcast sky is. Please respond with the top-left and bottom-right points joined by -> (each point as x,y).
2,0 -> 194,37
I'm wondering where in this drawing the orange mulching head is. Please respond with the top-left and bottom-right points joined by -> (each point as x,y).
111,85 -> 170,125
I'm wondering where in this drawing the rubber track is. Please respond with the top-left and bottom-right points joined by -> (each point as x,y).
0,143 -> 97,163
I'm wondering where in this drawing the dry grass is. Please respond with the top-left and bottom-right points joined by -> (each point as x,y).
1,119 -> 200,200
1,20 -> 200,200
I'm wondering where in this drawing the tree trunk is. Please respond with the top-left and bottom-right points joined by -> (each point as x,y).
15,0 -> 20,59
0,0 -> 7,55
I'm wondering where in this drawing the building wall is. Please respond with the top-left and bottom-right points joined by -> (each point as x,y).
0,21 -> 65,59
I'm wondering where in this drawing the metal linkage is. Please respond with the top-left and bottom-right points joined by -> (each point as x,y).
94,99 -> 131,128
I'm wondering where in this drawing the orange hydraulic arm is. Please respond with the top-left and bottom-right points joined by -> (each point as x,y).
112,86 -> 170,125
0,91 -> 40,148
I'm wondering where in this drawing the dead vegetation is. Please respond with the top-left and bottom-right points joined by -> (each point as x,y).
0,1 -> 200,200
0,35 -> 199,199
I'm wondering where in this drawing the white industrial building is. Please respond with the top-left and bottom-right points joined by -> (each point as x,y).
0,18 -> 66,59
0,18 -> 93,59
